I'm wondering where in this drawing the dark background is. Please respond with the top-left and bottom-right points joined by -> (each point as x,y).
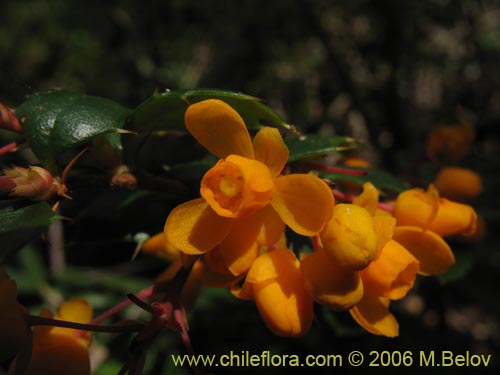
1,0 -> 499,374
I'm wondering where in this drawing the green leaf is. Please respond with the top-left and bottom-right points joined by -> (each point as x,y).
0,202 -> 58,261
126,89 -> 289,133
16,90 -> 130,173
319,167 -> 409,194
285,134 -> 361,162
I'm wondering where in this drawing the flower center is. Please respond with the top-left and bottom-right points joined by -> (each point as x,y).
200,155 -> 274,218
219,174 -> 242,198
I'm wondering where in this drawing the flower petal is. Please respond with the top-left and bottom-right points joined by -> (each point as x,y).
271,174 -> 334,236
300,248 -> 363,310
427,199 -> 478,237
201,265 -> 243,288
320,204 -> 378,271
393,226 -> 455,275
361,240 -> 419,300
353,182 -> 379,215
349,295 -> 399,337
254,205 -> 285,246
230,280 -> 254,300
215,212 -> 272,276
253,126 -> 289,177
185,99 -> 254,159
372,215 -> 397,258
165,198 -> 233,254
250,249 -> 314,337
394,186 -> 440,228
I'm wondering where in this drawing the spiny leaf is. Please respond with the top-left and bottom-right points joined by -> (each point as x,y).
126,89 -> 289,133
286,134 -> 361,162
16,90 -> 130,173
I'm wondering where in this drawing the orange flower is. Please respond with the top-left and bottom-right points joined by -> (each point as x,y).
237,248 -> 314,337
165,99 -> 334,276
393,185 -> 477,275
301,183 -> 421,338
433,166 -> 482,201
0,268 -> 30,363
10,299 -> 93,375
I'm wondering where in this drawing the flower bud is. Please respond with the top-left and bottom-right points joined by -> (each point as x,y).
433,166 -> 482,200
2,165 -> 65,201
320,204 -> 378,270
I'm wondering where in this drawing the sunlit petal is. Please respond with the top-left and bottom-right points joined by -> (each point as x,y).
393,226 -> 455,275
353,182 -> 379,215
165,198 -> 233,254
253,126 -> 289,177
185,99 -> 254,159
361,240 -> 419,300
272,174 -> 334,236
428,199 -> 477,237
349,294 -> 399,337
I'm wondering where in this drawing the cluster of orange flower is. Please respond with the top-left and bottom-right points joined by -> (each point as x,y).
1,100 -> 483,374
143,99 -> 479,338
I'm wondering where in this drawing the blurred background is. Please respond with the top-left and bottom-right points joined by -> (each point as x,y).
1,0 -> 499,374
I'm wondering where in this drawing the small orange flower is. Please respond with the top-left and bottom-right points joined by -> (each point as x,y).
393,184 -> 477,275
240,248 -> 314,337
0,268 -> 30,363
9,299 -> 93,375
165,99 -> 334,277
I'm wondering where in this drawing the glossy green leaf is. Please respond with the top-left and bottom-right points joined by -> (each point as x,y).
126,89 -> 289,133
0,201 -> 58,261
319,167 -> 409,194
16,90 -> 130,173
285,134 -> 361,162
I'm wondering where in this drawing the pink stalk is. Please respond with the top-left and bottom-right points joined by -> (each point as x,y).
333,188 -> 395,212
316,164 -> 367,176
89,285 -> 154,326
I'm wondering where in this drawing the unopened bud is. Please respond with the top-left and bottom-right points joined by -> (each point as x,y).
2,165 -> 66,201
